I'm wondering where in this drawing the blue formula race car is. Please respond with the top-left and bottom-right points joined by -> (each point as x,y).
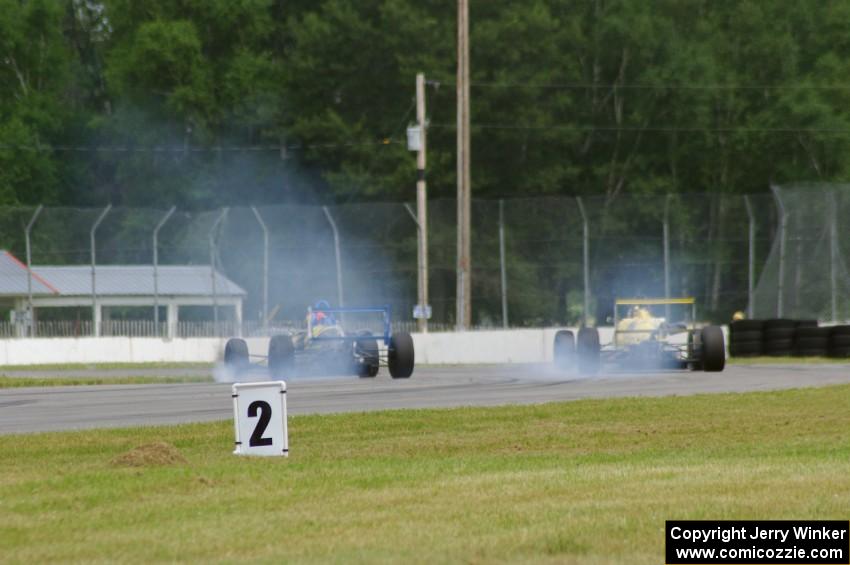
224,302 -> 415,380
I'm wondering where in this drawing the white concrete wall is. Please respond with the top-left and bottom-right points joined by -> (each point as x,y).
0,328 -> 622,366
0,337 -> 224,365
412,328 -> 614,364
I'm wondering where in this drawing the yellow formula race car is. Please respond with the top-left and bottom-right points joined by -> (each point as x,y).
553,298 -> 726,374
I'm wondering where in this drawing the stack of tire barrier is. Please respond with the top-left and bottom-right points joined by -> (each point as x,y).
793,322 -> 830,357
829,325 -> 850,358
761,319 -> 795,356
728,320 -> 764,357
762,319 -> 822,356
730,319 -> 843,358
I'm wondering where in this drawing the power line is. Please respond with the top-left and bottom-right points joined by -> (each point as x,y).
391,98 -> 417,138
428,79 -> 850,91
430,123 -> 850,135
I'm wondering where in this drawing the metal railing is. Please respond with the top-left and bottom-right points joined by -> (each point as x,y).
0,319 -> 459,338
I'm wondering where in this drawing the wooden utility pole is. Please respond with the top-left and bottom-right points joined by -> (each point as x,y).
415,73 -> 430,333
456,0 -> 471,330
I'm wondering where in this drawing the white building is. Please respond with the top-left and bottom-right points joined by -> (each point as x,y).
0,250 -> 245,337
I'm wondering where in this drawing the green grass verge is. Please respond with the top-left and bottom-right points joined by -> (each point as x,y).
1,386 -> 849,563
0,362 -> 214,371
728,356 -> 850,365
0,375 -> 213,388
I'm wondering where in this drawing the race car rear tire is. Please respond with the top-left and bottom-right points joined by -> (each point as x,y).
224,338 -> 249,368
268,335 -> 295,379
576,327 -> 600,375
701,325 -> 725,372
553,330 -> 575,370
355,331 -> 380,378
688,332 -> 703,370
388,332 -> 414,379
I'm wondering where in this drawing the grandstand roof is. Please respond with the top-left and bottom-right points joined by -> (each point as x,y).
0,250 -> 245,297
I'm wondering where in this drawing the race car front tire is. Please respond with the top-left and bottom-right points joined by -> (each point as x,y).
701,325 -> 726,372
388,332 -> 415,379
224,338 -> 249,368
268,335 -> 295,379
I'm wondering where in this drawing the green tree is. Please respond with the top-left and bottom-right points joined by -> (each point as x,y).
0,0 -> 76,204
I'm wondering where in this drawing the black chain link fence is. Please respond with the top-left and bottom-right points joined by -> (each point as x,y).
0,187 -> 842,336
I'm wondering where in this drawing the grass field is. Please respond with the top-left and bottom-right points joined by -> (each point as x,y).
1,385 -> 849,563
0,362 -> 214,371
0,375 -> 213,388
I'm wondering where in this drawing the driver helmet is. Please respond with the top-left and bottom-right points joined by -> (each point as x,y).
311,300 -> 334,326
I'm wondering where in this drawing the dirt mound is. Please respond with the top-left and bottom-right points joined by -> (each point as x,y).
111,442 -> 188,467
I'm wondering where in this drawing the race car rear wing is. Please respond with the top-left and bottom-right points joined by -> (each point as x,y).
614,298 -> 695,305
306,305 -> 392,345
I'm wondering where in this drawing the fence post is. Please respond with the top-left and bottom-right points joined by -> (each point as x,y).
251,207 -> 270,332
576,197 -> 590,326
153,206 -> 176,337
25,205 -> 43,337
829,191 -> 838,322
499,199 -> 508,329
90,204 -> 112,337
771,185 -> 787,318
663,195 -> 671,319
792,208 -> 804,318
209,208 -> 229,335
743,195 -> 756,318
322,206 -> 344,307
404,202 -> 429,332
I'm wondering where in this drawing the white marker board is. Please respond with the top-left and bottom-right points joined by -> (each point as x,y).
232,381 -> 288,457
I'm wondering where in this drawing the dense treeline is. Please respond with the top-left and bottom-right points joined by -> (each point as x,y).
3,0 -> 850,209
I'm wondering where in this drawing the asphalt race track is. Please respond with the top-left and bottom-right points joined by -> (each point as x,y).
1,363 -> 849,434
